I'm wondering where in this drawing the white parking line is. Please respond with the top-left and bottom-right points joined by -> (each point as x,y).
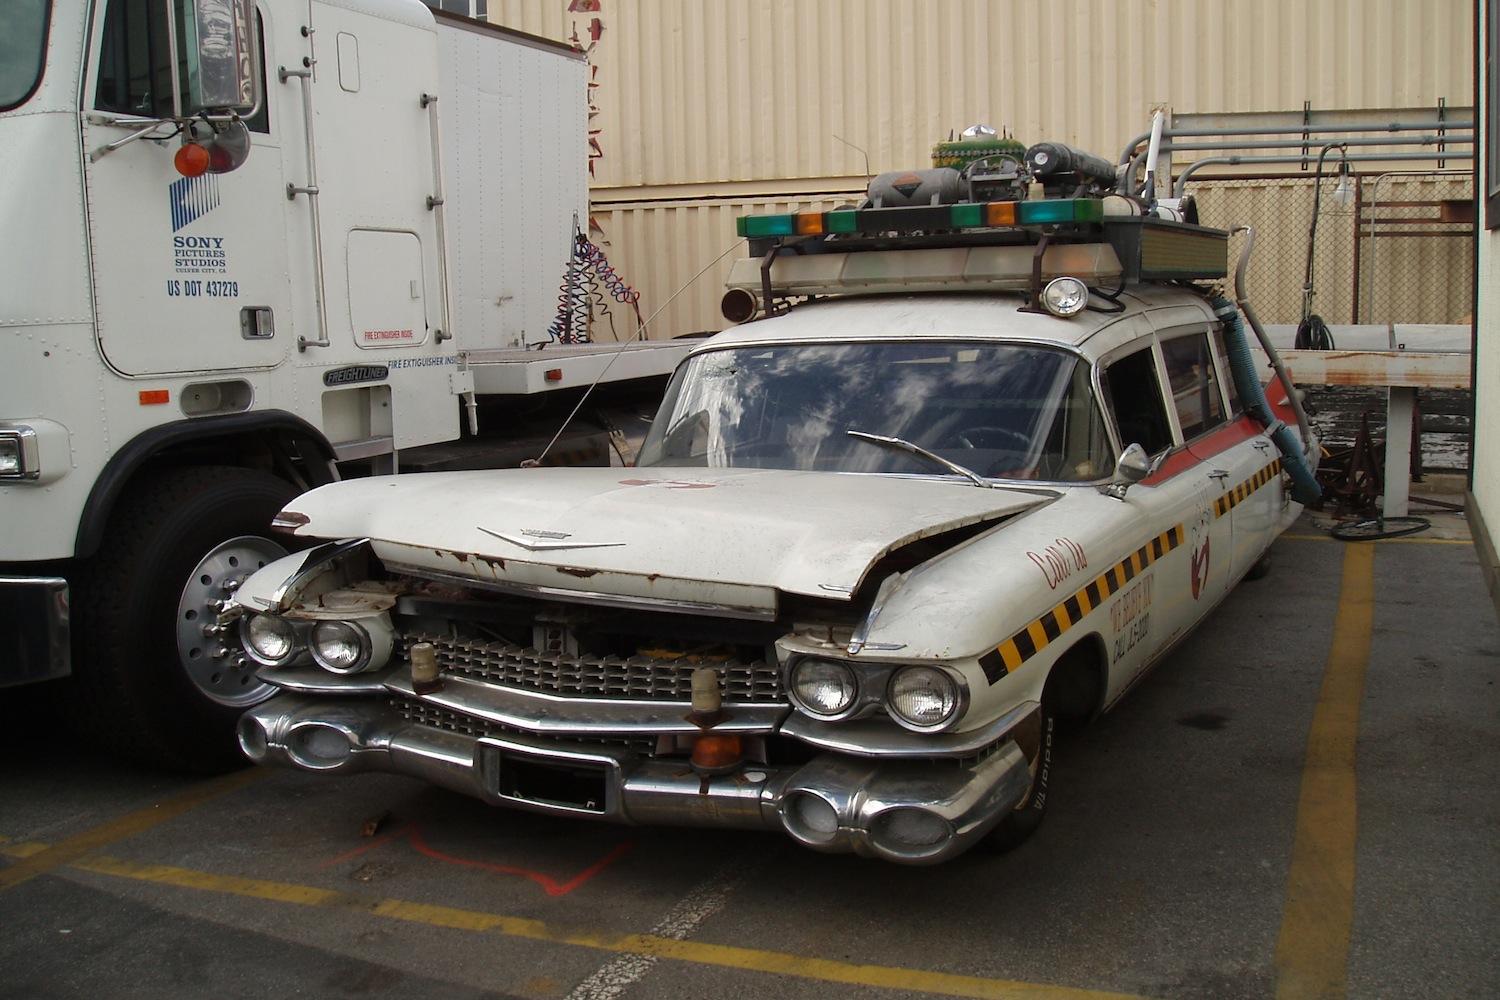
565,856 -> 752,1000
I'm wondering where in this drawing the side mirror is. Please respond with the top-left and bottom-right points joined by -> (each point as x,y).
1100,443 -> 1156,499
174,0 -> 258,118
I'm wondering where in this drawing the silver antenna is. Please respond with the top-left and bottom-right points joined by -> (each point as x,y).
833,133 -> 871,185
528,237 -> 748,467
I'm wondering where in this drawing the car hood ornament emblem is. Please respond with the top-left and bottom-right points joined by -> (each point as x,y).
477,526 -> 626,551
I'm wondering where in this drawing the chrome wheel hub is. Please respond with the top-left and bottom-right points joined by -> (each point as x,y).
176,535 -> 287,707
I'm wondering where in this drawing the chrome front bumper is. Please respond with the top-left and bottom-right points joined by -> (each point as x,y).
240,694 -> 1034,864
0,575 -> 70,687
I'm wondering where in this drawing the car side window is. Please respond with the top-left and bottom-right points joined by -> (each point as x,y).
1160,332 -> 1227,440
1210,327 -> 1243,414
1103,345 -> 1174,456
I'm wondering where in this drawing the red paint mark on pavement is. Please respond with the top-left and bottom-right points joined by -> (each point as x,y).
318,822 -> 633,897
318,824 -> 407,871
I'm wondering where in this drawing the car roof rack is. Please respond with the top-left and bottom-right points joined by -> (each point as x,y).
724,133 -> 1228,323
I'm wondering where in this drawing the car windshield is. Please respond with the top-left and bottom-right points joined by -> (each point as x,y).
0,0 -> 50,112
637,340 -> 1115,482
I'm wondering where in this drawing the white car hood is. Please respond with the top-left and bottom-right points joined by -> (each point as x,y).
281,467 -> 1049,613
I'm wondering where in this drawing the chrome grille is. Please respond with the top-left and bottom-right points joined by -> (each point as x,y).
389,696 -> 656,754
399,632 -> 784,704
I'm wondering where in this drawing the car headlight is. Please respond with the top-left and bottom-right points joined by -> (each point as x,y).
308,615 -> 395,675
241,614 -> 298,665
789,657 -> 859,718
887,665 -> 964,731
310,620 -> 371,674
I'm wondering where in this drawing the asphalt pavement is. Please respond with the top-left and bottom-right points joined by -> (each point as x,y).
2,513 -> 1496,1000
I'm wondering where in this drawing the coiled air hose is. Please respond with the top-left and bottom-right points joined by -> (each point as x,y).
1295,313 -> 1336,350
1212,294 -> 1322,505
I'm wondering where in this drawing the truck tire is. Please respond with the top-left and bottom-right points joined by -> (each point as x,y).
68,466 -> 297,772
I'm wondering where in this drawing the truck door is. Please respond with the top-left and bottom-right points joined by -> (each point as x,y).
83,0 -> 295,375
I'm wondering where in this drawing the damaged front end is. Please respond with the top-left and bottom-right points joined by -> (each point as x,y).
233,536 -> 1039,865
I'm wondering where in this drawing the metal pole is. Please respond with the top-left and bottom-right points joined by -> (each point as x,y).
280,61 -> 329,351
1156,133 -> 1470,153
1121,133 -> 1474,196
1118,118 -> 1476,166
1302,144 -> 1346,325
164,0 -> 183,119
1350,174 -> 1363,322
1173,151 -> 1473,198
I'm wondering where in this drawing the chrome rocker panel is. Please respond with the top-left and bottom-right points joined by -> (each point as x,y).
239,694 -> 1034,865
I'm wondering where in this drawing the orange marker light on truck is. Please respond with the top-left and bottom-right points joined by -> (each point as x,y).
138,389 -> 170,406
174,143 -> 211,178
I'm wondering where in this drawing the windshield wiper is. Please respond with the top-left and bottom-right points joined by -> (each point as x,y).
846,430 -> 993,488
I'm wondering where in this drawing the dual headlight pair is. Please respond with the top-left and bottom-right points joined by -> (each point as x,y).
240,613 -> 393,674
788,657 -> 968,732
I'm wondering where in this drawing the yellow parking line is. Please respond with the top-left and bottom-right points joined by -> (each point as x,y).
0,840 -> 1147,1000
1274,543 -> 1375,1000
0,768 -> 264,892
1281,533 -> 1470,546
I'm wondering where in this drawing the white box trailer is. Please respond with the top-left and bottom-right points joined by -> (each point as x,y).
0,0 -> 687,768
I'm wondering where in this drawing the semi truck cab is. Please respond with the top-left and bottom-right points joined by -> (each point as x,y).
0,0 -> 683,767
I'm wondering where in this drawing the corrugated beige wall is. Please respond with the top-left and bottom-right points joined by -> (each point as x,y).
491,0 -> 1473,336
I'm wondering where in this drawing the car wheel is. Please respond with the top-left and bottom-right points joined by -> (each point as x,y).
1244,552 -> 1272,580
68,466 -> 297,772
983,704 -> 1055,853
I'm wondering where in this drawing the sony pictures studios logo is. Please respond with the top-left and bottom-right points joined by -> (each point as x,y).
169,174 -> 228,274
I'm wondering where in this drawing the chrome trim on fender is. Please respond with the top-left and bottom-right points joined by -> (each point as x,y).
257,664 -> 398,695
779,700 -> 1038,758
270,538 -> 371,612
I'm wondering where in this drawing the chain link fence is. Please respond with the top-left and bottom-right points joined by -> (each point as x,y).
1191,170 -> 1474,326
1191,170 -> 1474,474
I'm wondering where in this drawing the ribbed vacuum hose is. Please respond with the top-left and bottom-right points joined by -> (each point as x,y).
1212,294 -> 1322,505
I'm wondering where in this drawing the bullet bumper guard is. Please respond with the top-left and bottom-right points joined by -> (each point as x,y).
239,694 -> 1034,865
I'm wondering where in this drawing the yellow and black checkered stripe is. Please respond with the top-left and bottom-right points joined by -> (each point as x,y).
1211,458 -> 1284,518
980,525 -> 1185,684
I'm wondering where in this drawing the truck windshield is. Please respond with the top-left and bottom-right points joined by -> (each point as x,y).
638,341 -> 1115,482
0,0 -> 49,112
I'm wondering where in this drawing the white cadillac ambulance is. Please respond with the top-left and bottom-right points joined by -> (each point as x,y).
227,138 -> 1321,863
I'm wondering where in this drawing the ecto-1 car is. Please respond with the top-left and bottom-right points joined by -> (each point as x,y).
231,142 -> 1320,863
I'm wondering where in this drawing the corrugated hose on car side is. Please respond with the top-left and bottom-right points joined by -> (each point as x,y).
1211,294 -> 1322,505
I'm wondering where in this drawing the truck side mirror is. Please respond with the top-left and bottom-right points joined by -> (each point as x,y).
172,0 -> 259,118
1100,443 -> 1157,499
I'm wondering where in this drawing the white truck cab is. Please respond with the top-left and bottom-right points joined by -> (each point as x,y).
0,0 -> 685,767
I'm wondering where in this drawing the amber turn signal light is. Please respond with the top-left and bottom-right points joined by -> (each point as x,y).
174,142 -> 211,178
689,733 -> 743,774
